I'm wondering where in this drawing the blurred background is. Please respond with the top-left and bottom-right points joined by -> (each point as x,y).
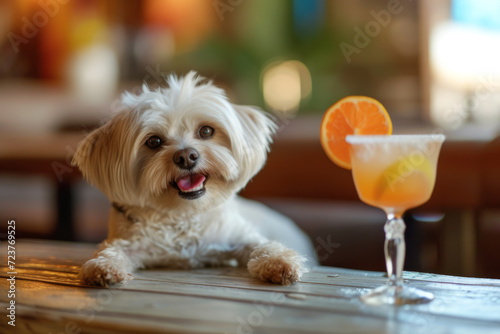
0,0 -> 499,278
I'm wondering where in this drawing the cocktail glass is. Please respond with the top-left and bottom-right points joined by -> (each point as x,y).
345,134 -> 445,305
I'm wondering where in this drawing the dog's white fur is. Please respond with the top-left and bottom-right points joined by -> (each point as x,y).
73,71 -> 311,286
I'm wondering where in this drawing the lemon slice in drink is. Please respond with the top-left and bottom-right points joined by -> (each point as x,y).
374,155 -> 435,203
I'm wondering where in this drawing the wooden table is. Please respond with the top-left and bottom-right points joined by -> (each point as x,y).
1,240 -> 500,333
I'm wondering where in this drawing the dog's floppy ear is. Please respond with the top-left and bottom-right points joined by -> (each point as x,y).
72,120 -> 115,189
231,104 -> 277,186
72,115 -> 137,202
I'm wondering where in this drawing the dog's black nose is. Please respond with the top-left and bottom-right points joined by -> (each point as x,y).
173,148 -> 199,169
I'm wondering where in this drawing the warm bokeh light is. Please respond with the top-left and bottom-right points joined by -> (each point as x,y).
427,0 -> 500,129
429,22 -> 500,129
67,45 -> 119,104
262,60 -> 312,115
430,22 -> 500,90
143,0 -> 216,52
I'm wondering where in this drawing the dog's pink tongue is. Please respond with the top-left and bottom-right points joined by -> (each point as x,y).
177,174 -> 206,192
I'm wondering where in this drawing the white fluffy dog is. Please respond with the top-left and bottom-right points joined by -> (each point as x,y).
73,71 -> 313,287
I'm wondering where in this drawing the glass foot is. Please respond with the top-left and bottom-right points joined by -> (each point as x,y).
360,284 -> 434,305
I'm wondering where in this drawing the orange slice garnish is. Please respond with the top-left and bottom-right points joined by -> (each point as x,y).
320,96 -> 392,169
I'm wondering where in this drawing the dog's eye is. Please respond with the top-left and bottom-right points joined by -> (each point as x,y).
199,126 -> 214,139
146,136 -> 162,148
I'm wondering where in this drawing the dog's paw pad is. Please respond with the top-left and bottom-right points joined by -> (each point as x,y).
249,256 -> 305,285
79,257 -> 131,287
247,242 -> 308,285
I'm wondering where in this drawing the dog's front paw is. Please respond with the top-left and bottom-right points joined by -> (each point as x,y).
79,257 -> 132,287
247,241 -> 308,285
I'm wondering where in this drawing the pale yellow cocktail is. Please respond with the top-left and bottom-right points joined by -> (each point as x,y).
348,135 -> 442,216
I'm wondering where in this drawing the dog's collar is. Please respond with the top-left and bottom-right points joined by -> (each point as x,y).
112,202 -> 139,223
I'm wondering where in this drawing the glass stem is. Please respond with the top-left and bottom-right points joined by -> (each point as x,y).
384,213 -> 406,287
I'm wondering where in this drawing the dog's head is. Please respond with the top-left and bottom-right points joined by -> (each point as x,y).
72,71 -> 276,213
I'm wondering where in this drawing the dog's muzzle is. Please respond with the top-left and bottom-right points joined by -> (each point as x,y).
171,174 -> 207,200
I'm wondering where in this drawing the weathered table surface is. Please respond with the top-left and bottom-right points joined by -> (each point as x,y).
1,240 -> 500,334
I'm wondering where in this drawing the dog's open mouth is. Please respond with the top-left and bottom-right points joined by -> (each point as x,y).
171,174 -> 207,200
